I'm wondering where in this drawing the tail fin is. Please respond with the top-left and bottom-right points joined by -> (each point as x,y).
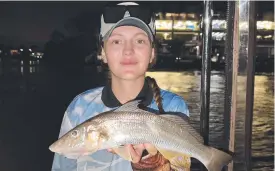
204,147 -> 233,171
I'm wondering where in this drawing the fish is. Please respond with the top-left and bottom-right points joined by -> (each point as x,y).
49,100 -> 232,171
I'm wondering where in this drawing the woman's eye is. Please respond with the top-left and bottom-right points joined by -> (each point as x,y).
136,39 -> 145,44
112,40 -> 121,44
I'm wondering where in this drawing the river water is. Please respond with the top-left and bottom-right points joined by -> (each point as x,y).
0,62 -> 273,171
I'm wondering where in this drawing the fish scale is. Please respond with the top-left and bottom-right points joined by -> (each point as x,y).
102,112 -> 209,161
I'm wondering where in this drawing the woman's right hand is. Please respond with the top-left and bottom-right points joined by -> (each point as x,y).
107,143 -> 157,163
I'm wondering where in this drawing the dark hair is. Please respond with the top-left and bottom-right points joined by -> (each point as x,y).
146,76 -> 164,113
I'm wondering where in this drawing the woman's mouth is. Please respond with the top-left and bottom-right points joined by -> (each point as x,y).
120,61 -> 138,65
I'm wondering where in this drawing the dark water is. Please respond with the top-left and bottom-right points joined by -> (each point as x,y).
0,61 -> 273,171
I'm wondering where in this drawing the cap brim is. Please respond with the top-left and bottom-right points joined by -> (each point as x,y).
102,17 -> 154,42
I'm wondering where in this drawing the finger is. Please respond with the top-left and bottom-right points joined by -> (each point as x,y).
126,144 -> 144,163
107,148 -> 116,154
134,144 -> 146,156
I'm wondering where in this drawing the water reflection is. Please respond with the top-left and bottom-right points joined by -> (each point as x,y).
20,66 -> 37,75
251,75 -> 274,170
146,71 -> 274,171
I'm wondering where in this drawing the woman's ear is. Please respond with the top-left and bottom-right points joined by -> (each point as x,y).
150,48 -> 155,63
101,47 -> 108,63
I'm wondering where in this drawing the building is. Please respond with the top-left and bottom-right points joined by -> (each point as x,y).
155,12 -> 201,64
154,11 -> 274,66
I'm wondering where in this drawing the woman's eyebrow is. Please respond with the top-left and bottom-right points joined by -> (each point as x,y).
109,32 -> 148,38
134,32 -> 148,37
109,33 -> 123,37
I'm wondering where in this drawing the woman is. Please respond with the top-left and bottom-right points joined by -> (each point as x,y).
51,2 -> 191,171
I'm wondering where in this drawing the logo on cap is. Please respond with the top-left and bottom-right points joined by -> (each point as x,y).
124,11 -> 131,18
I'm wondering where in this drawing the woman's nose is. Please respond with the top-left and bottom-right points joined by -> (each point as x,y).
123,41 -> 134,56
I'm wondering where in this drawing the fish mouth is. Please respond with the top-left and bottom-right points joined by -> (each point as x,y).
49,142 -> 93,157
49,141 -> 65,154
49,143 -> 59,153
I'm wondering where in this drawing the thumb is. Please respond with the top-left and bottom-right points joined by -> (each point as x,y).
107,148 -> 116,154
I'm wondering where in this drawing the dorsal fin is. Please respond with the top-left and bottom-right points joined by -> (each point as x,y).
114,100 -> 144,112
160,114 -> 204,143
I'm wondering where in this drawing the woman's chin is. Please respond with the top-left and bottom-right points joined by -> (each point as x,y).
120,74 -> 138,80
114,71 -> 142,81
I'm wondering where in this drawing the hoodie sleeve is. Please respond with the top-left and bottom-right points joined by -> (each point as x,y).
51,96 -> 81,171
168,95 -> 190,117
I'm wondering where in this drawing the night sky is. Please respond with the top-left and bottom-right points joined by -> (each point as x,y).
0,1 -> 273,48
0,2 -> 106,47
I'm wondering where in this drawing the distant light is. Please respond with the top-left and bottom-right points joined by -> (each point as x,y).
211,56 -> 218,62
20,66 -> 23,74
29,49 -> 32,52
20,49 -> 23,51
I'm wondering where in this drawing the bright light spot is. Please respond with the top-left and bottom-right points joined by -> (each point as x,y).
211,56 -> 218,62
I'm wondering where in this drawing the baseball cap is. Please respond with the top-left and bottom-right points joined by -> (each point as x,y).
100,2 -> 156,42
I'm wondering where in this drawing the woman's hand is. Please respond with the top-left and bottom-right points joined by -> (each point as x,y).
107,143 -> 157,163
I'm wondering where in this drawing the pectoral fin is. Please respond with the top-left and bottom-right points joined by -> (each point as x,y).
156,147 -> 191,170
112,146 -> 133,161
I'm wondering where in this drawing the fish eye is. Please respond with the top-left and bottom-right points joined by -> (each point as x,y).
71,130 -> 79,138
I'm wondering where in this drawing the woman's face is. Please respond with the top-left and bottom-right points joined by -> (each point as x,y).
103,26 -> 155,80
